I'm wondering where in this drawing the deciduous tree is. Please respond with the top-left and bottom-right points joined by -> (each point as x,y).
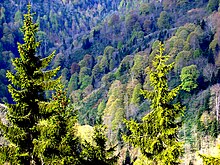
157,11 -> 172,30
180,65 -> 199,92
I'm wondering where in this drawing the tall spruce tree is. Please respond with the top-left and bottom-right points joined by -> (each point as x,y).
33,86 -> 81,164
0,5 -> 61,164
124,42 -> 185,164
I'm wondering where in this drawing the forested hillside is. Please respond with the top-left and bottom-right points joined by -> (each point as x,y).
1,0 -> 220,164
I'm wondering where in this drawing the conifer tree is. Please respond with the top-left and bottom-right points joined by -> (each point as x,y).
0,5 -> 61,164
33,85 -> 81,164
81,125 -> 119,165
124,42 -> 185,164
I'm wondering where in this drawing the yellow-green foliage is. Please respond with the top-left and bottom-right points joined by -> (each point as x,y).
180,65 -> 199,92
131,83 -> 142,105
199,154 -> 220,165
174,50 -> 192,73
77,125 -> 94,144
133,153 -> 153,165
33,87 -> 81,164
124,42 -> 185,165
103,80 -> 125,142
210,39 -> 218,53
0,6 -> 83,165
131,54 -> 146,80
0,5 -> 61,164
157,11 -> 172,29
81,125 -> 119,165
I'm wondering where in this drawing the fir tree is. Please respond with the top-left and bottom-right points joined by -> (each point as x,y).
33,85 -> 81,164
0,5 -> 61,164
81,125 -> 119,165
124,42 -> 185,165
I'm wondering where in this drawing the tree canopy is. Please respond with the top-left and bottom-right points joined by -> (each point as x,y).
124,42 -> 185,164
0,5 -> 77,164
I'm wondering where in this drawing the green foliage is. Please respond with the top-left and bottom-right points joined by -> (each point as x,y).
124,42 -> 185,165
0,6 -> 120,164
139,3 -> 154,15
131,83 -> 142,105
177,29 -> 189,40
209,39 -> 218,53
193,49 -> 202,58
0,145 -> 19,164
68,73 -> 79,93
0,7 -> 5,21
79,54 -> 94,69
99,55 -> 109,73
61,68 -> 69,86
14,10 -> 22,26
133,154 -> 150,165
78,67 -> 92,89
53,53 -> 65,68
130,54 -> 146,81
207,0 -> 219,12
103,80 -> 125,142
186,32 -> 200,50
174,50 -> 192,73
33,87 -> 81,164
103,46 -> 116,71
76,87 -> 105,125
101,72 -> 116,86
115,55 -> 133,79
81,125 -> 119,165
180,65 -> 199,92
157,11 -> 172,30
1,1 -> 220,164
80,75 -> 92,90
0,69 -> 9,100
125,12 -> 139,32
0,5 -> 76,164
96,100 -> 106,124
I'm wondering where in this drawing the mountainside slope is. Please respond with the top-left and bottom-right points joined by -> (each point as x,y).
1,0 -> 220,164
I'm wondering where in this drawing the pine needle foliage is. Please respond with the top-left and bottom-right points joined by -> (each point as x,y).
124,42 -> 185,165
0,5 -> 61,164
81,125 -> 119,165
33,85 -> 81,165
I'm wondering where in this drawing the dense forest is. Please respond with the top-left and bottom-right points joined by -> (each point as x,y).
1,0 -> 220,164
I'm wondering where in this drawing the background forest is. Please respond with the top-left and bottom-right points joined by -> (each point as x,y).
1,0 -> 220,164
